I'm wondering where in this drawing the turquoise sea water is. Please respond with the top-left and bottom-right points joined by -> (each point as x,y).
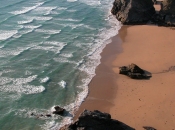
0,0 -> 120,129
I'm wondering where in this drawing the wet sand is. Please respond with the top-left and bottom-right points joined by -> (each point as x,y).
74,25 -> 175,130
74,29 -> 124,120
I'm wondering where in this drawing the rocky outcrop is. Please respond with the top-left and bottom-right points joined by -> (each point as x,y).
119,63 -> 152,79
111,0 -> 175,26
159,0 -> 175,26
161,0 -> 175,14
111,0 -> 155,24
52,106 -> 65,115
60,110 -> 135,130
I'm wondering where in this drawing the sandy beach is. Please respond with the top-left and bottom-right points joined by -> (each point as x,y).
111,25 -> 175,130
74,25 -> 175,130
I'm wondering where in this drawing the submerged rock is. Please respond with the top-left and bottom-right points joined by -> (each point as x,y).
60,110 -> 135,130
52,106 -> 65,115
111,0 -> 155,24
119,63 -> 151,79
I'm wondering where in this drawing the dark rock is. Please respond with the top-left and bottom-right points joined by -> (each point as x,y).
46,114 -> 52,117
143,126 -> 157,130
111,0 -> 175,26
127,63 -> 144,74
164,14 -> 175,26
161,0 -> 175,15
111,0 -> 155,24
31,113 -> 34,116
52,106 -> 65,115
119,63 -> 144,74
60,110 -> 135,130
119,63 -> 151,79
119,66 -> 128,75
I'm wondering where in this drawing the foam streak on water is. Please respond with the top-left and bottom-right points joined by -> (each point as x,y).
10,2 -> 44,15
0,30 -> 18,41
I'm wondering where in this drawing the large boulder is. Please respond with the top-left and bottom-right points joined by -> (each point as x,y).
119,63 -> 151,79
60,110 -> 135,130
111,0 -> 155,24
52,106 -> 65,115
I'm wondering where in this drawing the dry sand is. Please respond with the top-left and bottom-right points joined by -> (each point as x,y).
111,25 -> 175,130
74,25 -> 175,130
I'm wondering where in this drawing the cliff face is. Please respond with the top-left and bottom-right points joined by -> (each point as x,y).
161,0 -> 175,14
111,0 -> 175,26
159,0 -> 175,26
111,0 -> 155,24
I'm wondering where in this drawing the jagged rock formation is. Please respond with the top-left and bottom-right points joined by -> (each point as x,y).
60,110 -> 135,130
161,0 -> 175,14
111,0 -> 155,24
159,0 -> 175,26
119,63 -> 152,79
111,0 -> 175,26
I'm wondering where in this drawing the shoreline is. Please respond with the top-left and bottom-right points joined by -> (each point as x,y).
73,25 -> 175,130
73,29 -> 124,120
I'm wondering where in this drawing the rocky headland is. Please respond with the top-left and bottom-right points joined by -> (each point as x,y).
111,0 -> 175,26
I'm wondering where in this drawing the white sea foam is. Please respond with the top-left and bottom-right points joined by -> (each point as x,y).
24,16 -> 53,21
15,107 -> 63,123
0,75 -> 45,94
42,121 -> 59,130
33,6 -> 57,15
58,80 -> 66,88
35,29 -> 61,34
31,42 -> 66,54
53,57 -> 76,64
25,70 -> 32,75
17,19 -> 34,24
68,9 -> 77,13
40,77 -> 50,83
0,46 -> 33,57
55,23 -> 95,30
79,0 -> 101,6
56,7 -> 67,10
67,0 -> 77,2
10,2 -> 44,15
43,36 -> 50,39
24,25 -> 41,29
3,84 -> 44,94
55,18 -> 81,22
0,30 -> 18,41
20,29 -> 33,35
59,53 -> 73,58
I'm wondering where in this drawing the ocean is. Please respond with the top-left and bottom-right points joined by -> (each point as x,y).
0,0 -> 120,129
